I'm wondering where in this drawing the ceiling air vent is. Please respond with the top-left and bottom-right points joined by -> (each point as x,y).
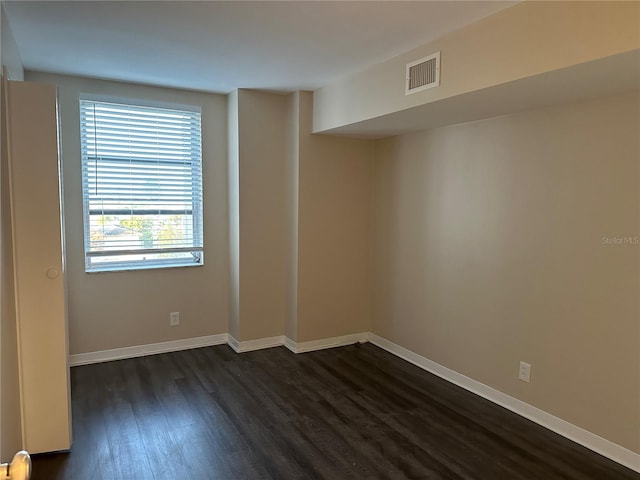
406,52 -> 440,95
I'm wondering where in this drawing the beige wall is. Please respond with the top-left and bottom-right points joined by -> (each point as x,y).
230,89 -> 373,343
372,91 -> 640,453
314,1 -> 640,133
26,71 -> 229,355
233,89 -> 288,341
227,90 -> 240,340
284,92 -> 300,341
296,91 -> 373,341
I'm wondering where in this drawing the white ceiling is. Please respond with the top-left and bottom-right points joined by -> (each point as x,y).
3,1 -> 515,93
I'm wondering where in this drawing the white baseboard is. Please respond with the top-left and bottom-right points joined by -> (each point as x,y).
283,336 -> 297,352
227,332 -> 369,354
69,330 -> 369,365
69,333 -> 228,366
228,332 -> 368,354
368,333 -> 640,473
227,335 -> 285,353
285,332 -> 369,353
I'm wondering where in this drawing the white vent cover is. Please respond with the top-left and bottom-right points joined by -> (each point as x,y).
406,52 -> 440,95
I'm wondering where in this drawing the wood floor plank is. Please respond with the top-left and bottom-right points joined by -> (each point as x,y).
31,343 -> 639,480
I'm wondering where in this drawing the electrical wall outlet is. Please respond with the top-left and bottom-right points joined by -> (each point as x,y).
518,361 -> 531,383
169,312 -> 180,326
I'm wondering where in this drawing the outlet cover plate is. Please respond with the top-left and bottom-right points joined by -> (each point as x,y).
519,361 -> 531,382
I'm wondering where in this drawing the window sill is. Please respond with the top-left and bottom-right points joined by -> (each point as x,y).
85,262 -> 204,274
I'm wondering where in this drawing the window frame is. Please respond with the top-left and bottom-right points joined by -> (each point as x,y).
79,95 -> 204,273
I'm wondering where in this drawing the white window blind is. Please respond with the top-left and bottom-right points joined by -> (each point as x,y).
80,99 -> 204,272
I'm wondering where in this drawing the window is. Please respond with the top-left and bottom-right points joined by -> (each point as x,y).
80,98 -> 203,272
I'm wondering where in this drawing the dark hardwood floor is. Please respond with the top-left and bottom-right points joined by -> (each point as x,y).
32,343 -> 638,479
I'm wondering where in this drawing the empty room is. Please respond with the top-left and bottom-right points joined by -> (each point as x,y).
0,1 -> 638,479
